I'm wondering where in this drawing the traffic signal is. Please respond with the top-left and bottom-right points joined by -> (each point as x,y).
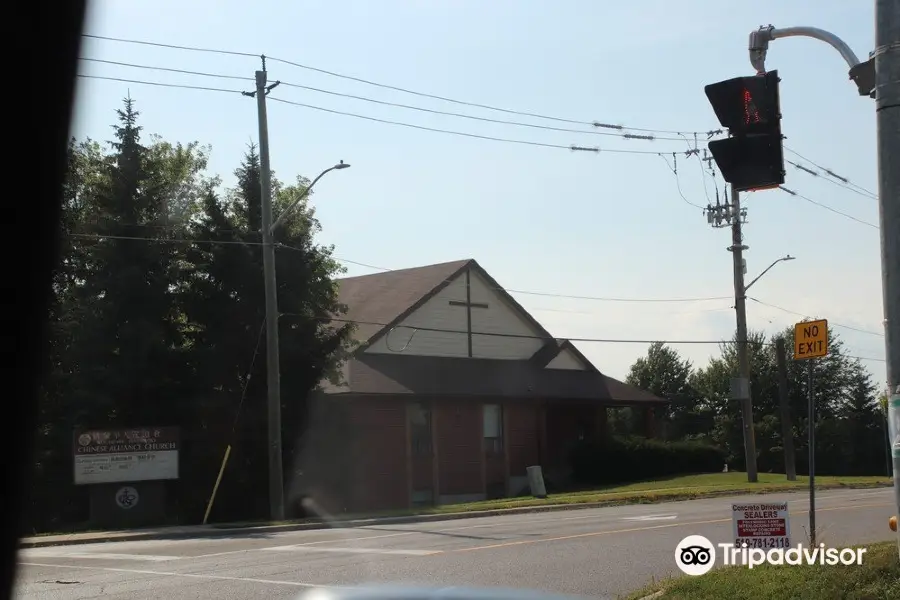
704,70 -> 784,192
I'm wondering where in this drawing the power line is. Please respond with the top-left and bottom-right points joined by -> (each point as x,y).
229,319 -> 266,435
786,160 -> 877,201
68,232 -> 256,246
267,96 -> 672,155
82,33 -> 258,58
68,232 -> 262,246
77,74 -> 244,95
301,315 -> 887,362
71,232 -> 734,304
849,355 -> 887,363
659,153 -> 706,210
76,73 -> 682,155
310,316 -> 752,346
328,256 -> 885,346
79,57 -> 254,82
81,33 -> 711,137
507,288 -> 729,303
276,81 -> 687,143
527,305 -> 735,317
79,57 -> 689,143
748,297 -> 884,337
281,250 -> 733,303
81,32 -> 874,198
784,146 -> 877,198
267,54 -> 712,136
778,186 -> 879,229
62,234 -> 886,362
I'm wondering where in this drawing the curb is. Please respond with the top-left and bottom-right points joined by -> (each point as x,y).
19,482 -> 893,549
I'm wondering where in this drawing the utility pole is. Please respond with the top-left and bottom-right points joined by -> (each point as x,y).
875,0 -> 900,527
704,190 -> 758,482
729,188 -> 758,483
255,66 -> 285,522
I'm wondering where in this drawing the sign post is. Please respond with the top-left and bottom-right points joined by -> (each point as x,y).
793,319 -> 828,546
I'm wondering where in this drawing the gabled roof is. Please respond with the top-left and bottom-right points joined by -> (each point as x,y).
336,258 -> 558,353
334,259 -> 465,344
326,259 -> 665,405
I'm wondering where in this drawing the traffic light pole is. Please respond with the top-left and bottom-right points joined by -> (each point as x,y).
743,9 -> 899,533
729,187 -> 759,483
874,0 -> 900,531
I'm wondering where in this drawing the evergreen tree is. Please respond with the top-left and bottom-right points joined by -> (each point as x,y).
179,146 -> 352,521
74,98 -> 187,426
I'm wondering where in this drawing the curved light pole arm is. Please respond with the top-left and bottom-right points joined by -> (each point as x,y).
749,25 -> 874,96
744,255 -> 795,294
269,166 -> 336,235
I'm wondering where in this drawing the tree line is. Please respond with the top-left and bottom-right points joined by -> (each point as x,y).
620,331 -> 890,477
34,98 -> 353,533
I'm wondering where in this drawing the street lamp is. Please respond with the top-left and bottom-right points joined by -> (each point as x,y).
744,254 -> 796,294
733,253 -> 795,483
262,160 -> 350,521
270,161 -> 351,234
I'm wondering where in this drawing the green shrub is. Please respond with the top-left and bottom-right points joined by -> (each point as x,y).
569,436 -> 726,485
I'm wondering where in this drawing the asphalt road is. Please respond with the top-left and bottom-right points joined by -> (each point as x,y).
14,487 -> 897,600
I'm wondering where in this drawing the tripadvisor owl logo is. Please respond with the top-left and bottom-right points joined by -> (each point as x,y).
675,535 -> 716,576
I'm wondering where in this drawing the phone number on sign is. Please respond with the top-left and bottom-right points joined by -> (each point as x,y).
734,537 -> 791,549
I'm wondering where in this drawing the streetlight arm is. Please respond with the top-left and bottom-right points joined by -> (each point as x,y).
744,256 -> 794,294
750,25 -> 862,73
749,25 -> 874,97
268,166 -> 336,235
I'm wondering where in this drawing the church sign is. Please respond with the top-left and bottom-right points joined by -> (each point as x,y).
73,427 -> 180,485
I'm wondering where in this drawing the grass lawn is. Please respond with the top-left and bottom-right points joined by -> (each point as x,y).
415,472 -> 892,515
625,540 -> 900,600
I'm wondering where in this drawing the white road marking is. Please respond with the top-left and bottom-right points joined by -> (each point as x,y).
18,562 -> 346,588
184,549 -> 263,559
264,545 -> 440,556
283,512 -> 613,547
622,514 -> 677,522
20,551 -> 180,562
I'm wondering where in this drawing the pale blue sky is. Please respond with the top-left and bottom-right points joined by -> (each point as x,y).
74,0 -> 886,387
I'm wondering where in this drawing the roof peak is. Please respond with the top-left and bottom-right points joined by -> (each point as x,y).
337,258 -> 474,282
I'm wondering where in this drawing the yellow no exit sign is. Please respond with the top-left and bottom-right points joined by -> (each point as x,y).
794,319 -> 828,360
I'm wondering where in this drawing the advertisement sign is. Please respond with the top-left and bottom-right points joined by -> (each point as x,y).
732,501 -> 791,549
73,427 -> 179,485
